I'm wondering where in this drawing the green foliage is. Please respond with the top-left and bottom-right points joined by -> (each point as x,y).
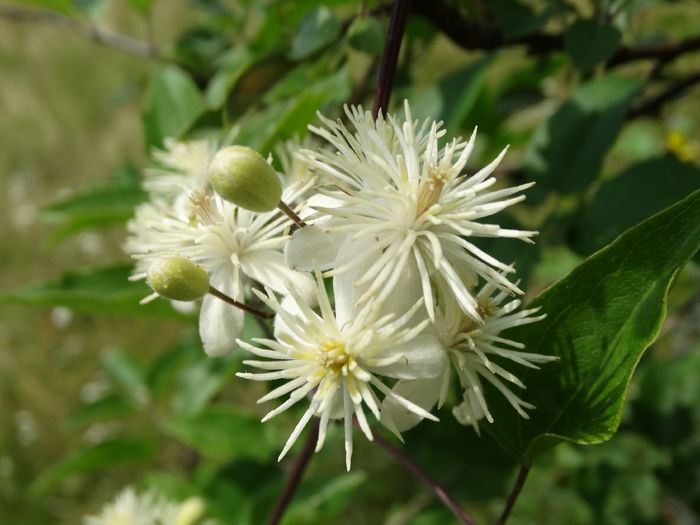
290,7 -> 341,60
40,163 -> 147,241
143,66 -> 205,148
564,20 -> 621,71
487,190 -> 700,464
0,265 -> 187,317
525,75 -> 642,201
347,17 -> 387,56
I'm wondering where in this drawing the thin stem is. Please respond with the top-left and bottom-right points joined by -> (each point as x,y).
373,0 -> 412,118
372,430 -> 479,525
0,2 -> 159,59
628,70 -> 700,119
208,286 -> 274,319
277,200 -> 306,228
266,419 -> 321,525
497,465 -> 530,525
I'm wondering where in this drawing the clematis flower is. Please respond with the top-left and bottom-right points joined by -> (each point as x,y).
286,102 -> 536,324
383,277 -> 557,433
236,270 -> 446,470
125,180 -> 314,357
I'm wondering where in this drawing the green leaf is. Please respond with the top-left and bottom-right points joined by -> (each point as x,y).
281,472 -> 366,525
290,7 -> 341,60
124,0 -> 153,13
347,17 -> 387,56
569,156 -> 700,255
65,395 -> 135,431
142,66 -> 205,148
31,438 -> 156,496
41,163 -> 147,241
17,0 -> 73,14
163,405 -> 279,461
438,55 -> 493,135
102,350 -> 150,405
171,354 -> 240,417
564,19 -> 622,71
0,265 -> 187,318
524,75 -> 643,201
486,190 -> 700,464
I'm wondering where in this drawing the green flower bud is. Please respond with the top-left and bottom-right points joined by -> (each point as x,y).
147,256 -> 209,302
209,145 -> 282,212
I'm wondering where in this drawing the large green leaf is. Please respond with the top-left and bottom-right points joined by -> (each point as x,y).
569,156 -> 700,255
142,66 -> 205,148
163,405 -> 279,461
0,265 -> 187,318
171,354 -> 240,417
524,75 -> 642,202
564,19 -> 621,71
30,438 -> 156,496
41,163 -> 147,241
486,190 -> 700,464
438,55 -> 492,135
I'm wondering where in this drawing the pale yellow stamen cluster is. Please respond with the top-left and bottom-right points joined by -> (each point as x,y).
315,341 -> 352,374
415,168 -> 452,217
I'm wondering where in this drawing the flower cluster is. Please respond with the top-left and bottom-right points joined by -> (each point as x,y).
125,103 -> 556,469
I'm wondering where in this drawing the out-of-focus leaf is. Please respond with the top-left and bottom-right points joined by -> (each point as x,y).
41,163 -> 146,241
65,395 -> 135,431
438,55 -> 492,136
174,27 -> 230,78
142,66 -> 205,148
0,265 -> 187,318
290,7 -> 341,60
347,17 -> 387,56
524,75 -> 642,201
564,20 -> 621,71
30,438 -> 156,496
146,336 -> 200,398
281,472 -> 366,525
489,0 -> 552,40
569,156 -> 700,255
18,0 -> 73,14
163,405 -> 278,461
124,0 -> 152,13
205,48 -> 256,110
486,190 -> 700,464
102,350 -> 150,405
171,354 -> 240,417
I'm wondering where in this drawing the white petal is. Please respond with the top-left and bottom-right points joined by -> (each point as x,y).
370,334 -> 447,380
199,292 -> 244,357
284,225 -> 345,271
380,376 -> 444,432
241,251 -> 315,301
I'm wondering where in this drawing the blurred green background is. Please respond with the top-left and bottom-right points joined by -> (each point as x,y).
1,0 -> 699,523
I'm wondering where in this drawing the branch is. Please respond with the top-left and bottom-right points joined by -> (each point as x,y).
372,430 -> 479,525
266,419 -> 320,525
497,465 -> 530,525
373,0 -> 413,118
628,70 -> 700,119
0,3 -> 159,59
411,0 -> 700,68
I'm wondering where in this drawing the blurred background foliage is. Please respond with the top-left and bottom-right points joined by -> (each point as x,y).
0,0 -> 699,523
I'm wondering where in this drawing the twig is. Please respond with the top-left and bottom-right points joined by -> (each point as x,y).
628,71 -> 700,119
208,286 -> 274,319
0,2 -> 159,59
266,419 -> 320,525
497,465 -> 530,525
371,430 -> 479,525
373,0 -> 413,118
411,0 -> 700,68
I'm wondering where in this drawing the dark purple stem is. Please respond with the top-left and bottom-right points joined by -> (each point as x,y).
497,465 -> 530,525
266,419 -> 320,525
372,0 -> 413,118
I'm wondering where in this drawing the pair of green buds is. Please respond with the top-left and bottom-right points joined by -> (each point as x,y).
147,145 -> 299,304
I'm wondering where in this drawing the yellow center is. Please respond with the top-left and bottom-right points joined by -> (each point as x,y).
317,341 -> 351,375
415,168 -> 451,217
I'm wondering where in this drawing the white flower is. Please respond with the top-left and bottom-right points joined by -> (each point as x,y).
125,180 -> 314,356
83,487 -> 207,525
287,102 -> 536,324
383,278 -> 557,433
236,271 -> 446,470
145,138 -> 219,200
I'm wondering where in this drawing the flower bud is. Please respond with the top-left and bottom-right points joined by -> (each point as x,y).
147,256 -> 209,302
209,145 -> 282,212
